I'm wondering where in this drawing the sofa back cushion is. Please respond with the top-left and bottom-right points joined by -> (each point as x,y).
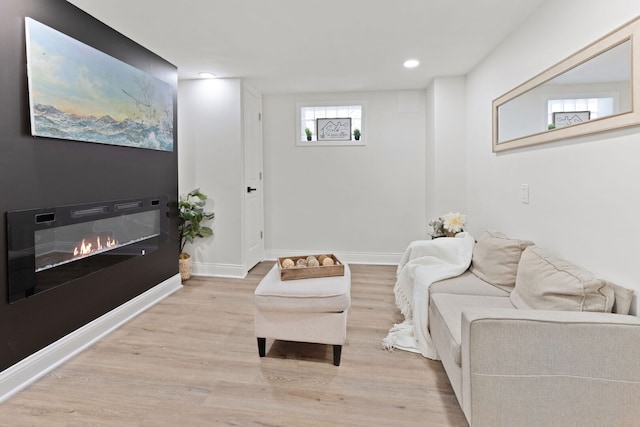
510,246 -> 615,313
470,230 -> 533,287
608,281 -> 634,315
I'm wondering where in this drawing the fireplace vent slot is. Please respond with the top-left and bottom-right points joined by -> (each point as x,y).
71,206 -> 109,218
35,213 -> 55,224
115,201 -> 143,211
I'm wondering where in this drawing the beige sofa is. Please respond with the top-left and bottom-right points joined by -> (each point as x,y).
428,231 -> 640,427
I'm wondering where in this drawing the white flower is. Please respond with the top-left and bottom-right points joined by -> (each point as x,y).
441,212 -> 466,233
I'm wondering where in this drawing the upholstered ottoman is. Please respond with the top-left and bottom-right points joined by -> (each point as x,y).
254,263 -> 351,365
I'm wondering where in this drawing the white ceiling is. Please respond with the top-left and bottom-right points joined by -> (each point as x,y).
66,0 -> 545,94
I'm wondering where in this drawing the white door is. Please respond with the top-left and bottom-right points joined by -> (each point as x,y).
243,86 -> 264,271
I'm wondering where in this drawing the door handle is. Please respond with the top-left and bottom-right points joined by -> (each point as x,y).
247,187 -> 257,193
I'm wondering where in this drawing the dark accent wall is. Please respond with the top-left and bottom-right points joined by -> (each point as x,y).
0,0 -> 179,370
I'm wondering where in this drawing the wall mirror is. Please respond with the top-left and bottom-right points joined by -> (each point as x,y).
493,16 -> 640,152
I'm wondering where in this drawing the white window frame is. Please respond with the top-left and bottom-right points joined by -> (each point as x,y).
296,101 -> 366,147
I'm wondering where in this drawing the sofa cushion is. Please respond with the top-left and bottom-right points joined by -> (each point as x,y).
430,293 -> 514,366
430,271 -> 510,297
608,281 -> 634,315
510,246 -> 615,313
470,230 -> 533,287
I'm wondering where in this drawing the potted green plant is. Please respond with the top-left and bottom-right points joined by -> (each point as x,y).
353,128 -> 361,141
305,127 -> 313,141
178,188 -> 215,281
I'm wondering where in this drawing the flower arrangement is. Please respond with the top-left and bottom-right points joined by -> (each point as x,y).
429,212 -> 466,238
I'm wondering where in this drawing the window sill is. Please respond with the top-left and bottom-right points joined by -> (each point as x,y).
296,139 -> 365,147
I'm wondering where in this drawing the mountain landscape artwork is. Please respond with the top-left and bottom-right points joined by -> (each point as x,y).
25,18 -> 174,152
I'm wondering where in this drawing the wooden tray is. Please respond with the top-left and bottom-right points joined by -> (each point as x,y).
277,254 -> 344,281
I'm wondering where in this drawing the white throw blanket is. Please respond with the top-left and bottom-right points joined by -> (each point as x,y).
382,232 -> 475,359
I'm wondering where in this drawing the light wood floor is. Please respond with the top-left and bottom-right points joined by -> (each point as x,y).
0,262 -> 468,426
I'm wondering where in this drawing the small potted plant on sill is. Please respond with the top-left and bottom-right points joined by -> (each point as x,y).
305,127 -> 313,141
178,188 -> 215,281
353,128 -> 361,141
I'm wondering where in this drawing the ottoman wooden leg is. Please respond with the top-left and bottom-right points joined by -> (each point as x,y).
333,345 -> 342,366
257,337 -> 266,357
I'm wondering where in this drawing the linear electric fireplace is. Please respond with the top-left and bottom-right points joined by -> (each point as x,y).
7,196 -> 169,303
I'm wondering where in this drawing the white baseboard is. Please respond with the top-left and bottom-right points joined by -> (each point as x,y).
192,262 -> 247,278
264,249 -> 402,265
0,273 -> 182,403
191,251 -> 401,280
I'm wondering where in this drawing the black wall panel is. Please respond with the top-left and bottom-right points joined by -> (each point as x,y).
0,0 -> 179,370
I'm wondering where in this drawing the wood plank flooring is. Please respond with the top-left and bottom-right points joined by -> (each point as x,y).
0,262 -> 468,426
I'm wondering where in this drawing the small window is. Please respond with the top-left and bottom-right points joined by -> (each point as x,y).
296,101 -> 366,146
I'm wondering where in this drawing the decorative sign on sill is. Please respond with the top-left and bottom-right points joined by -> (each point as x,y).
316,118 -> 352,141
553,111 -> 591,128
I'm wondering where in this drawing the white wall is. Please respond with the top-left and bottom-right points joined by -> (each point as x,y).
425,84 -> 436,222
431,77 -> 468,218
263,91 -> 426,263
466,0 -> 640,313
178,78 -> 245,276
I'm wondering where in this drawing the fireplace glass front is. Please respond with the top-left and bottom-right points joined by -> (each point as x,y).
7,196 -> 169,303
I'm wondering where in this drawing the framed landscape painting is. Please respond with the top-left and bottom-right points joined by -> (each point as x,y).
25,18 -> 175,152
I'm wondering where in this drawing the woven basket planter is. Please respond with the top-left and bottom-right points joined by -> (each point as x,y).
179,253 -> 192,281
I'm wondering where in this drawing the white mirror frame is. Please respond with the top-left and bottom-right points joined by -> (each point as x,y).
493,16 -> 640,152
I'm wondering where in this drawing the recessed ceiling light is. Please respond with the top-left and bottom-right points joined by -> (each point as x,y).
403,59 -> 420,69
198,72 -> 216,79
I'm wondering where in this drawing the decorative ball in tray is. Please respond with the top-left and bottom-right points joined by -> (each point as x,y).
277,254 -> 344,281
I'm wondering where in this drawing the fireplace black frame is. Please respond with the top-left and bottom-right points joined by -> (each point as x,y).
6,195 -> 170,303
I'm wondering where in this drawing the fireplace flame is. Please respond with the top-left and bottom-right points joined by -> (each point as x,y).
73,234 -> 118,257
